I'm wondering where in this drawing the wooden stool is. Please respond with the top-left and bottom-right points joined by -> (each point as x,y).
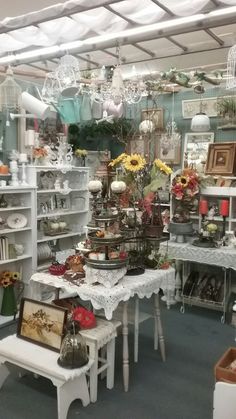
0,335 -> 93,419
80,318 -> 121,403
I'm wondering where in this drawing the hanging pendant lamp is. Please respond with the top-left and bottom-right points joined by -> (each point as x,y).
191,84 -> 210,132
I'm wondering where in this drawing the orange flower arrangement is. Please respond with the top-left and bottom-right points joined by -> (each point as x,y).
33,147 -> 48,159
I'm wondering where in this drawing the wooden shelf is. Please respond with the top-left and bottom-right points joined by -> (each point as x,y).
37,231 -> 83,243
0,227 -> 31,234
0,254 -> 32,264
37,209 -> 88,220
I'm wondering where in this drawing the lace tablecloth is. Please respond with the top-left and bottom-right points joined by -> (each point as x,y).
30,268 -> 175,320
160,241 -> 236,269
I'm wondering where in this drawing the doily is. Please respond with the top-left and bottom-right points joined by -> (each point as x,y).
85,266 -> 127,288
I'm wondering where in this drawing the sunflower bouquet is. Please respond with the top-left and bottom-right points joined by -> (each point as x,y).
0,271 -> 20,288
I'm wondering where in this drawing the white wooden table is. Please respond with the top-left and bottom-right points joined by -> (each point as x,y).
30,268 -> 175,392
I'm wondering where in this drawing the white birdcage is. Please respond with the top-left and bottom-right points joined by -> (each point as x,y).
226,45 -> 236,90
0,66 -> 22,111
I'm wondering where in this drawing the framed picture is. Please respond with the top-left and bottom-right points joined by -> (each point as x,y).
205,142 -> 236,176
126,134 -> 150,160
155,134 -> 181,164
183,132 -> 215,169
17,298 -> 68,352
182,97 -> 217,119
141,108 -> 164,131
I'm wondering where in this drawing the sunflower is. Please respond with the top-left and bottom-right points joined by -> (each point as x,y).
108,153 -> 127,167
11,272 -> 20,281
180,176 -> 189,187
154,159 -> 173,175
123,154 -> 146,172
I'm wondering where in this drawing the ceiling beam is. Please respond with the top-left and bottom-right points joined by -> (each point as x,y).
26,63 -> 48,72
104,5 -> 135,25
211,0 -> 220,6
166,36 -> 188,51
74,54 -> 98,67
0,0 -> 125,35
204,28 -> 224,46
101,49 -> 118,59
150,0 -> 175,16
133,43 -> 155,57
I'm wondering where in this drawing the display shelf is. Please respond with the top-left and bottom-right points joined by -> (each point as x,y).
182,296 -> 224,312
37,209 -> 88,220
0,227 -> 31,234
0,206 -> 31,212
38,231 -> 83,243
37,188 -> 88,194
0,254 -> 32,264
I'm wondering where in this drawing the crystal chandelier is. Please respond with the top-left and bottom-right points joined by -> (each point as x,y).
226,44 -> 236,90
160,91 -> 181,153
88,47 -> 147,105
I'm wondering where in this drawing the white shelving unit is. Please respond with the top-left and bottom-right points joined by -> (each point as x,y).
0,187 -> 36,326
26,165 -> 90,273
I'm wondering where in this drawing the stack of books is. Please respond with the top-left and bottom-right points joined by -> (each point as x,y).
0,236 -> 9,260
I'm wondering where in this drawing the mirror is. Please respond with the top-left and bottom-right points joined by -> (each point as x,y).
183,132 -> 215,171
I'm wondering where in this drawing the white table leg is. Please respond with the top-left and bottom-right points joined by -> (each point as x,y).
0,364 -> 10,388
153,294 -> 166,362
175,260 -> 182,302
106,338 -> 115,390
122,301 -> 129,392
89,345 -> 98,403
134,297 -> 139,363
57,374 -> 90,419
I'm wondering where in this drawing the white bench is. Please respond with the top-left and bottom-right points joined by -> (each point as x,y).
0,334 -> 93,419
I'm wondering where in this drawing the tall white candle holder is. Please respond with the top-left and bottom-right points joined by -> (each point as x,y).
19,153 -> 28,186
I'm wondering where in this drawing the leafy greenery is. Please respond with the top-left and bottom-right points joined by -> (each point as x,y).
217,97 -> 236,118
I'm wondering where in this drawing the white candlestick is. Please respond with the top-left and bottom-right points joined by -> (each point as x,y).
19,153 -> 28,163
25,130 -> 35,147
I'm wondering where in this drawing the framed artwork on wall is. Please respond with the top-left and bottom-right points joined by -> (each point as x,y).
141,108 -> 164,131
17,298 -> 68,352
182,97 -> 217,119
126,135 -> 150,160
154,134 -> 181,164
205,142 -> 236,176
183,132 -> 215,169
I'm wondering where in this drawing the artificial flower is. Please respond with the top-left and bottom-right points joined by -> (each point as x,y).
75,149 -> 87,157
154,159 -> 172,175
179,176 -> 189,187
33,147 -> 48,158
108,153 -> 127,167
123,154 -> 146,172
72,306 -> 96,329
0,270 -> 20,288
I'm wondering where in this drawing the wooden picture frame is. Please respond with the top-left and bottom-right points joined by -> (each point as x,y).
154,134 -> 181,164
141,108 -> 164,131
17,298 -> 68,352
126,134 -> 150,160
182,97 -> 217,119
205,142 -> 236,176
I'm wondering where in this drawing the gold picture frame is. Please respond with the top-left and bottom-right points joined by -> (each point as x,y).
17,298 -> 68,352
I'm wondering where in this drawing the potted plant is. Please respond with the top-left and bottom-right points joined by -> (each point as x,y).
217,96 -> 236,128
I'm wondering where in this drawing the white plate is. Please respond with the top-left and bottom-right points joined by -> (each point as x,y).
7,213 -> 28,229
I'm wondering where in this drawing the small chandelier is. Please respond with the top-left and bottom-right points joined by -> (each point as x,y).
191,84 -> 210,132
88,47 -> 147,105
160,90 -> 181,152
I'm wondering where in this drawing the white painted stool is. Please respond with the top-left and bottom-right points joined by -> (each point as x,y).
0,335 -> 93,419
80,318 -> 121,403
213,381 -> 236,419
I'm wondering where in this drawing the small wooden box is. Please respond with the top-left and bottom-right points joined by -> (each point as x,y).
215,347 -> 236,383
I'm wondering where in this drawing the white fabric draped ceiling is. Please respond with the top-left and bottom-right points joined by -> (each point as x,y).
0,0 -> 235,58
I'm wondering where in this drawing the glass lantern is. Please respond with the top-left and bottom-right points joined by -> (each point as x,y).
57,321 -> 88,369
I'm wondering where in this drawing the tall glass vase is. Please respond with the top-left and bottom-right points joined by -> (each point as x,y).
1,285 -> 17,316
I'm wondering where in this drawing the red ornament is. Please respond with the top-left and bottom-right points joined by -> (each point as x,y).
199,200 -> 208,215
220,200 -> 229,217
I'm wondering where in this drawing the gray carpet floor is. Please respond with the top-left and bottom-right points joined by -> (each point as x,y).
0,299 -> 233,419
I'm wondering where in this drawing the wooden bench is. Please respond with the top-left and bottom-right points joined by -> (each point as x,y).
0,335 -> 93,419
